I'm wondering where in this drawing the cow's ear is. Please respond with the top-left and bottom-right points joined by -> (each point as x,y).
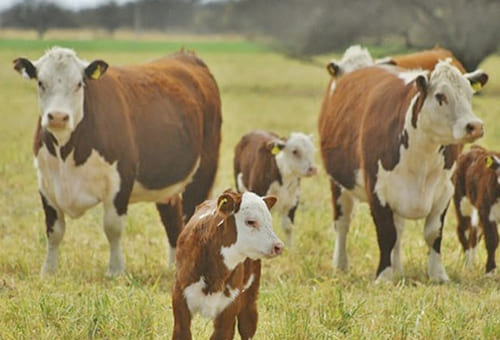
266,140 -> 286,156
262,195 -> 277,210
85,60 -> 108,80
486,155 -> 500,170
13,57 -> 37,79
465,70 -> 488,93
326,61 -> 340,77
416,75 -> 428,93
217,192 -> 240,216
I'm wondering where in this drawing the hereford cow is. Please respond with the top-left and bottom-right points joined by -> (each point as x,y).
13,47 -> 222,276
319,60 -> 488,282
172,190 -> 284,340
453,145 -> 500,274
233,130 -> 317,246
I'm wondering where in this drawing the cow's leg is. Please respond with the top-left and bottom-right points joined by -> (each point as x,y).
480,215 -> 498,275
424,200 -> 450,283
211,303 -> 237,340
282,204 -> 297,247
40,193 -> 66,276
172,285 -> 192,340
391,214 -> 405,276
331,182 -> 355,271
156,196 -> 183,266
370,197 -> 397,283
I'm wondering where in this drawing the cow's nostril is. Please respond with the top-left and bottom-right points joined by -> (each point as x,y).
273,243 -> 284,255
48,113 -> 54,121
62,115 -> 69,122
466,123 -> 475,134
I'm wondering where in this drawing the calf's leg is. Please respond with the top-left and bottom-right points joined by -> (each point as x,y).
172,285 -> 192,340
211,303 -> 237,340
282,204 -> 297,247
481,215 -> 498,275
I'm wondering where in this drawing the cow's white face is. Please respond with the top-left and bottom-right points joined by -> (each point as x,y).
233,192 -> 284,260
416,60 -> 488,144
13,47 -> 108,141
277,132 -> 318,177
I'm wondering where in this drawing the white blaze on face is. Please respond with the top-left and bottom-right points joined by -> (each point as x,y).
33,48 -> 89,137
417,60 -> 483,144
221,192 -> 283,269
276,132 -> 317,178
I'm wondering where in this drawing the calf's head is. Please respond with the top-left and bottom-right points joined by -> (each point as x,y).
326,45 -> 373,78
413,60 -> 488,144
486,155 -> 500,185
13,47 -> 108,137
269,133 -> 317,177
218,191 -> 284,261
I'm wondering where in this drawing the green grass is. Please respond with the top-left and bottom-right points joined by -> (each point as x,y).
1,37 -> 500,339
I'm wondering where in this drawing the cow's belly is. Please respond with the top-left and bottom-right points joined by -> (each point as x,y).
267,179 -> 300,215
129,158 -> 200,203
374,162 -> 453,219
36,147 -> 120,218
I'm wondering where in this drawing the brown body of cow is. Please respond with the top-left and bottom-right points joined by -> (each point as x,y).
388,46 -> 466,73
17,49 -> 222,276
319,60 -> 487,282
172,190 -> 283,340
453,145 -> 500,274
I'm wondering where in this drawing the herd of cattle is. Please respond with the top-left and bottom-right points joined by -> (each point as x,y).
12,45 -> 495,339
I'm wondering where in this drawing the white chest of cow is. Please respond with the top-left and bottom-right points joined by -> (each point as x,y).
35,146 -> 120,218
267,178 -> 300,215
374,144 -> 453,219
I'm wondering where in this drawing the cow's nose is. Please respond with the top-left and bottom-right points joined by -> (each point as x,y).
307,165 -> 318,176
465,121 -> 484,140
47,111 -> 69,129
272,241 -> 284,256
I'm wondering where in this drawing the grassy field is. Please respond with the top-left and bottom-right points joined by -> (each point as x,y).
1,36 -> 500,339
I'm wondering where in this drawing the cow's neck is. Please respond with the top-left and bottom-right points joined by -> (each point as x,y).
275,153 -> 299,185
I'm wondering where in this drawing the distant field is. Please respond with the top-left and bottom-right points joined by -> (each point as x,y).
1,37 -> 500,339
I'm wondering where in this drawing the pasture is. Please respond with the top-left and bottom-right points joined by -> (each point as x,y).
1,36 -> 500,339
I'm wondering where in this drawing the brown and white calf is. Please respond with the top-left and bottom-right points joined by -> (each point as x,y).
319,60 -> 488,282
172,190 -> 284,340
13,47 -> 221,276
233,130 -> 317,245
453,145 -> 500,274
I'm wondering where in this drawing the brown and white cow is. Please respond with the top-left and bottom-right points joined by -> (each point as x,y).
233,130 -> 317,246
172,190 -> 284,340
13,47 -> 222,276
319,60 -> 488,282
453,145 -> 500,274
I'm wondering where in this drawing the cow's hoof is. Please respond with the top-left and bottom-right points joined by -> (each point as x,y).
106,265 -> 125,278
40,265 -> 57,277
486,268 -> 497,277
375,267 -> 394,284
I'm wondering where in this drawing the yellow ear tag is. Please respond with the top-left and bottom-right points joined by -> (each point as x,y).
486,156 -> 494,168
218,197 -> 228,210
472,82 -> 482,92
271,145 -> 280,155
90,65 -> 101,80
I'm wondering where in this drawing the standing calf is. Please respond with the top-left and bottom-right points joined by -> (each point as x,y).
172,190 -> 284,340
453,145 -> 500,274
234,130 -> 317,245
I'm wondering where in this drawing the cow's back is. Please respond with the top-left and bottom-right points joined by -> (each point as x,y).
319,66 -> 416,189
392,48 -> 466,73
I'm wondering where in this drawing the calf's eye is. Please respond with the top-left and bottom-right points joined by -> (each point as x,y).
435,93 -> 447,106
246,219 -> 257,227
37,81 -> 45,90
292,149 -> 300,157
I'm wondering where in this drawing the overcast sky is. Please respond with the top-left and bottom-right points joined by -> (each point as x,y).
0,0 -> 134,11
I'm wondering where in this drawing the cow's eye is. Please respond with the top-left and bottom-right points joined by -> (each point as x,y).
76,81 -> 83,90
246,219 -> 257,228
435,93 -> 447,106
37,81 -> 45,90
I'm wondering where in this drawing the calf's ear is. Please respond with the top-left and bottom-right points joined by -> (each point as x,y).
266,140 -> 286,156
217,193 -> 238,216
13,58 -> 37,79
262,195 -> 277,210
465,70 -> 488,92
416,75 -> 428,94
326,61 -> 340,77
486,155 -> 500,170
85,60 -> 108,80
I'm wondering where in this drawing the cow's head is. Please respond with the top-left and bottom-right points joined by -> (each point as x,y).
218,191 -> 284,260
413,60 -> 488,144
327,45 -> 374,78
269,132 -> 317,177
486,155 -> 500,185
13,47 -> 108,139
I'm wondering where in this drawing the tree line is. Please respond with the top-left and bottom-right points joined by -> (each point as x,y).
1,0 -> 499,70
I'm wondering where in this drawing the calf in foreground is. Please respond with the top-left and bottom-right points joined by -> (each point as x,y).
172,190 -> 284,340
234,130 -> 317,246
319,60 -> 488,282
453,145 -> 500,274
13,47 -> 222,276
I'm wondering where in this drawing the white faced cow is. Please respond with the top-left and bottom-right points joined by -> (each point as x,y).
172,190 -> 284,340
319,60 -> 488,282
13,47 -> 222,276
234,131 -> 317,246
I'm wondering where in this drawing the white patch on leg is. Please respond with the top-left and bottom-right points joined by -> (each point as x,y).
41,218 -> 66,276
281,215 -> 293,247
332,188 -> 355,272
103,207 -> 126,277
169,246 -> 176,267
486,268 -> 497,277
375,267 -> 394,283
428,249 -> 449,282
391,215 -> 405,275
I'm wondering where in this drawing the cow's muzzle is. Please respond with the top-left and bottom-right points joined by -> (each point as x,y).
47,111 -> 69,129
464,121 -> 484,142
